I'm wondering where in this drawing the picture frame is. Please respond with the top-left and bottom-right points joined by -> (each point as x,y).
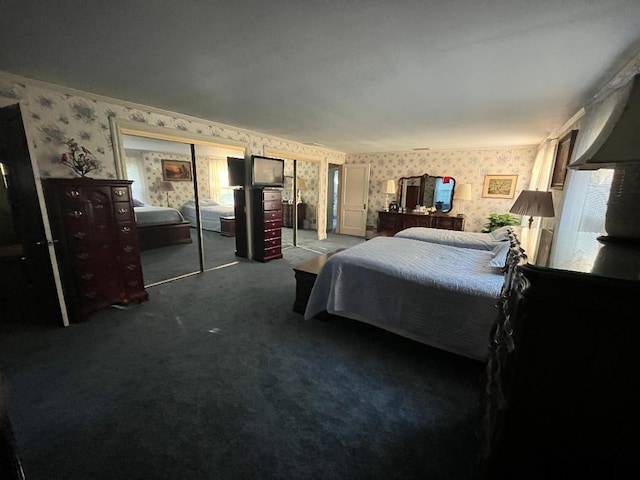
161,159 -> 192,182
482,175 -> 518,199
550,130 -> 579,189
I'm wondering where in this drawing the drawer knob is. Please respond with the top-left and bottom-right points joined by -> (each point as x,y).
117,208 -> 128,214
123,245 -> 134,253
80,272 -> 94,280
114,190 -> 125,197
84,291 -> 97,299
122,226 -> 130,233
65,190 -> 80,198
68,210 -> 83,218
77,252 -> 89,260
73,231 -> 87,239
127,281 -> 138,287
126,264 -> 138,271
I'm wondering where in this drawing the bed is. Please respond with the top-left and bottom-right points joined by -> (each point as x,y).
134,203 -> 193,251
394,226 -> 512,250
304,235 -> 514,361
180,199 -> 235,232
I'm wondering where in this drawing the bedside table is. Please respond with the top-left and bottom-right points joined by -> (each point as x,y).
220,216 -> 235,237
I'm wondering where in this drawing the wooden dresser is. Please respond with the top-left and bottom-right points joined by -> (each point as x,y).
282,202 -> 306,228
377,211 -> 465,234
252,188 -> 283,262
476,235 -> 640,479
43,178 -> 148,322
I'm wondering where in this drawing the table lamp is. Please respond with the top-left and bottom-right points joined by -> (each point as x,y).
453,183 -> 472,217
509,190 -> 555,228
159,181 -> 174,207
383,179 -> 396,211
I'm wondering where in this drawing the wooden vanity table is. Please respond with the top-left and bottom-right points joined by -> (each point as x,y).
380,173 -> 462,234
377,211 -> 465,234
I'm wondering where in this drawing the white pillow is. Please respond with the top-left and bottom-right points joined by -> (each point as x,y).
488,241 -> 510,268
490,226 -> 512,241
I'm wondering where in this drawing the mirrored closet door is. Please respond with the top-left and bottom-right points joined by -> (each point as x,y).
281,158 -> 320,249
121,134 -> 246,286
193,144 -> 243,271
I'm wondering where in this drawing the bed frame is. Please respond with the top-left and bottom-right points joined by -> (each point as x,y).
136,221 -> 193,251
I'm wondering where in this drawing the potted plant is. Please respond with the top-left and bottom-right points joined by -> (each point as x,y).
481,213 -> 520,233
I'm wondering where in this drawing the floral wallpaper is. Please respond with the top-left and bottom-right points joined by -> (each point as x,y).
0,71 -> 345,241
1,71 -> 539,238
346,147 -> 538,232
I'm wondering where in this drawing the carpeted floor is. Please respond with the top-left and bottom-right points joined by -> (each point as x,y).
140,228 -> 366,285
0,236 -> 485,480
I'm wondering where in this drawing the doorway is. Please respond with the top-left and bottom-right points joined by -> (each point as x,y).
327,165 -> 340,232
0,104 -> 66,327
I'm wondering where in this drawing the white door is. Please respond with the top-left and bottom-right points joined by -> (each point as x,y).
339,163 -> 370,236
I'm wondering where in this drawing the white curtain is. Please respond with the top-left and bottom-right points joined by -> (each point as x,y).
518,138 -> 558,260
550,168 -> 613,271
125,154 -> 149,204
207,157 -> 227,203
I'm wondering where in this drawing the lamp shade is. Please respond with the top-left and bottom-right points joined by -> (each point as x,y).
453,183 -> 472,201
383,179 -> 396,195
510,190 -> 555,219
296,178 -> 306,190
159,181 -> 175,192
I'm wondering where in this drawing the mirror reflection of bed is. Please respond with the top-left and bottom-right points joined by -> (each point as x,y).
122,134 -> 244,286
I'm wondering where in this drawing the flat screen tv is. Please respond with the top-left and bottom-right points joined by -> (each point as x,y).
227,157 -> 246,187
251,155 -> 284,187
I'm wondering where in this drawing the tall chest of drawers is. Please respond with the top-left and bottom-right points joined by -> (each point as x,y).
43,178 -> 148,322
251,188 -> 283,262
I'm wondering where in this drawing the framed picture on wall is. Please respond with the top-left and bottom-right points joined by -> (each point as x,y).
161,159 -> 192,181
482,175 -> 518,199
550,130 -> 579,189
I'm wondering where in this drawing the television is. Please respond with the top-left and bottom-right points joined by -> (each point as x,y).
251,155 -> 284,187
227,157 -> 246,187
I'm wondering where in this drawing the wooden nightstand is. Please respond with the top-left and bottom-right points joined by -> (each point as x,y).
220,216 -> 235,237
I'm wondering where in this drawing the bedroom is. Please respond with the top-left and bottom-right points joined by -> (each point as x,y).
1,1 -> 640,478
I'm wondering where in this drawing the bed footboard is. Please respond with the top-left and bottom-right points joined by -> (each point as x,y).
136,221 -> 193,251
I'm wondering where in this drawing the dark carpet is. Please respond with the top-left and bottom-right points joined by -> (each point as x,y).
0,239 -> 485,480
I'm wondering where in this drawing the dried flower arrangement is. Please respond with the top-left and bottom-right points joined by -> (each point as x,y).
59,139 -> 102,177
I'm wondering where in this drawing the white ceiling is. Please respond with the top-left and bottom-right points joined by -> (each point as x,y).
2,0 -> 640,153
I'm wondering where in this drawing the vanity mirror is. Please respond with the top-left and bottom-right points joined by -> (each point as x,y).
398,174 -> 456,213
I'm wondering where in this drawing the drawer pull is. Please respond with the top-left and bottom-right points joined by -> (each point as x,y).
80,273 -> 94,280
117,208 -> 128,214
126,264 -> 138,271
123,245 -> 134,253
65,190 -> 80,198
77,252 -> 89,260
68,210 -> 83,218
73,232 -> 87,239
122,226 -> 130,233
114,189 -> 125,197
84,291 -> 97,299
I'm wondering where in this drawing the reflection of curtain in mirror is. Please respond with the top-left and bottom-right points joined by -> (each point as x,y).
207,157 -> 233,206
125,153 -> 149,204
